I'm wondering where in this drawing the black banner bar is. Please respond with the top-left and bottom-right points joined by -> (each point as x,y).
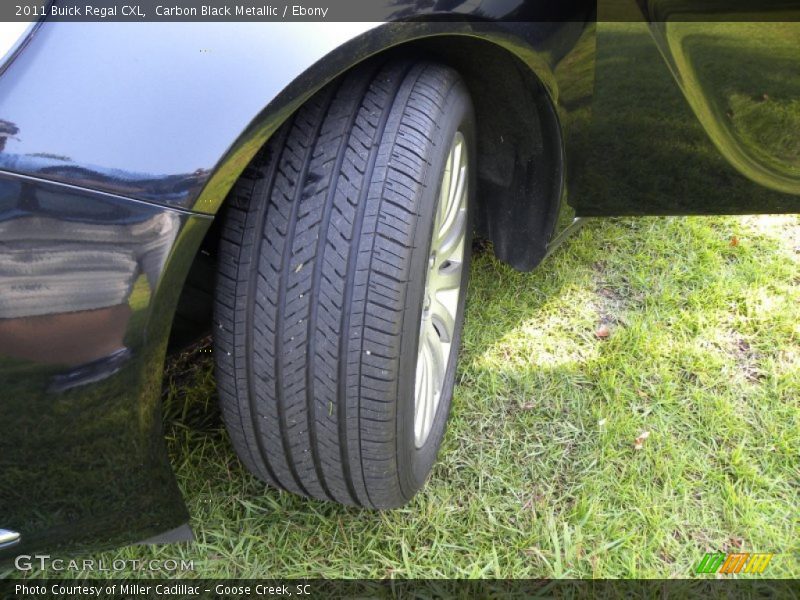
3,0 -> 800,22
1,579 -> 799,599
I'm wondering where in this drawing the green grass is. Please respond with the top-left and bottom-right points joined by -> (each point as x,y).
20,213 -> 800,579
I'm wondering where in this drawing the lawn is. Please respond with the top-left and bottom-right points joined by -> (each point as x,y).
19,212 -> 799,579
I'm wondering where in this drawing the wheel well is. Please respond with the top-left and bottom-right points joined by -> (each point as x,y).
169,36 -> 564,350
385,36 -> 564,271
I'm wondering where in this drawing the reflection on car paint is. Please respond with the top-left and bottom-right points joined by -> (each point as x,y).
0,172 -> 210,558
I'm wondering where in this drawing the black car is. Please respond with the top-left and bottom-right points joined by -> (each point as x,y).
1,2 -> 798,558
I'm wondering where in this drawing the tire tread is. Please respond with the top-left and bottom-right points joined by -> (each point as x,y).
214,60 -> 464,508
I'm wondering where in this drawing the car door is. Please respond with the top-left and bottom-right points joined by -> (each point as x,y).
574,0 -> 800,216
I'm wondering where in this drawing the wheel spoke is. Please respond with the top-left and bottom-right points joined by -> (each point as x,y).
447,138 -> 463,216
437,160 -> 467,250
414,344 -> 428,442
429,260 -> 462,292
423,319 -> 445,400
437,209 -> 466,259
422,339 -> 435,438
415,321 -> 444,444
430,296 -> 456,343
438,154 -> 453,231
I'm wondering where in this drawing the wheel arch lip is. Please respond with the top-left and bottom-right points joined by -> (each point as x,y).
0,19 -> 578,212
193,21 -> 584,272
192,22 -> 569,216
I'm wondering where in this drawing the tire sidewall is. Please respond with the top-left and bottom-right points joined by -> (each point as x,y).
396,80 -> 476,500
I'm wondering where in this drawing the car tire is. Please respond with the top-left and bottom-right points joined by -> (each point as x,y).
213,59 -> 475,508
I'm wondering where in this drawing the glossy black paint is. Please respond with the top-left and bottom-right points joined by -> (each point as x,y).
0,0 -> 798,559
0,17 -> 595,270
572,20 -> 800,216
0,171 -> 211,560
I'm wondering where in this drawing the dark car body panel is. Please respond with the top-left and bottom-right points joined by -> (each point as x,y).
0,18 -> 596,272
573,20 -> 800,216
0,19 -> 587,213
0,0 -> 798,558
0,172 -> 210,559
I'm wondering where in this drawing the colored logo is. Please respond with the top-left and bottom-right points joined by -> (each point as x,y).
696,552 -> 774,575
